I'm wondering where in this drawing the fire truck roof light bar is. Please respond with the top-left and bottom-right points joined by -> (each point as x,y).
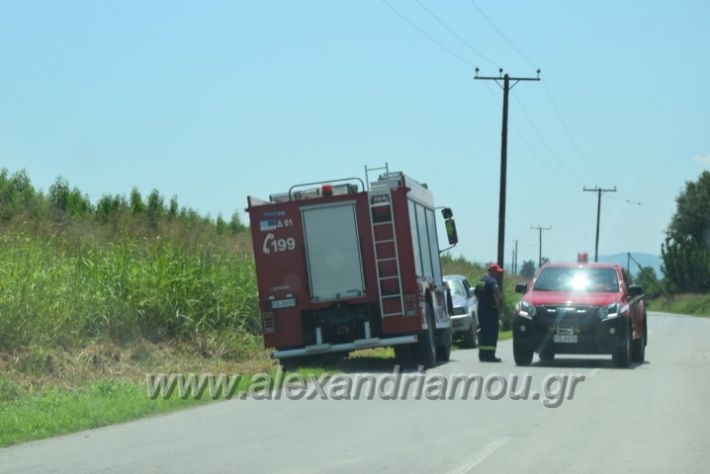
287,178 -> 364,202
273,334 -> 418,359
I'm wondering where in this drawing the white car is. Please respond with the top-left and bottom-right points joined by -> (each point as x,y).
444,275 -> 479,348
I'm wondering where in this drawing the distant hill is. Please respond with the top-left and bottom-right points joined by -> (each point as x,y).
598,252 -> 663,277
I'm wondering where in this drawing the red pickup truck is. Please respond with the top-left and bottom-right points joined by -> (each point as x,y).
512,262 -> 647,367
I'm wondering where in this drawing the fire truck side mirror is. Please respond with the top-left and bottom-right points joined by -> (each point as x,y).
445,218 -> 458,245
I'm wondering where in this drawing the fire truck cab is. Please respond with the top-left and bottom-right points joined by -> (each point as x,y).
246,170 -> 457,368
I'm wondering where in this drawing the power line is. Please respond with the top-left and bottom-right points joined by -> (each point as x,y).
543,81 -> 609,185
465,0 -> 610,190
380,0 -> 477,68
511,91 -> 587,186
467,0 -> 538,69
415,0 -> 497,68
482,82 -> 578,189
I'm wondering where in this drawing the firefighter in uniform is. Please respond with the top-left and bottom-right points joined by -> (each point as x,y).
476,263 -> 504,362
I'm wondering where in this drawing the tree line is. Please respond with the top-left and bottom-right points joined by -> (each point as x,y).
0,168 -> 246,236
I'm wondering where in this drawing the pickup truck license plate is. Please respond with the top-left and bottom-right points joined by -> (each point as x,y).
553,334 -> 578,343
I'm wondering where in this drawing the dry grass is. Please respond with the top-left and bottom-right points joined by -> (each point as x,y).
0,340 -> 275,398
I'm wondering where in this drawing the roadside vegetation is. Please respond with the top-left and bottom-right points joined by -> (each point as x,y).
0,168 -> 274,447
648,294 -> 710,317
629,171 -> 710,316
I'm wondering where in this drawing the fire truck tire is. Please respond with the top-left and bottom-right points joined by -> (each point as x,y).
416,303 -> 438,369
513,343 -> 533,366
436,327 -> 452,362
612,325 -> 631,368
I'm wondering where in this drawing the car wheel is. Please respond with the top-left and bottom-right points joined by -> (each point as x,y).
513,343 -> 534,366
612,325 -> 631,368
463,320 -> 477,348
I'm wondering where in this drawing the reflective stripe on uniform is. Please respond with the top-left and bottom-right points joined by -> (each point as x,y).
478,346 -> 497,351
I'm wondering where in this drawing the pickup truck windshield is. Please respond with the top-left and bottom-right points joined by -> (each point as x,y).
533,267 -> 619,293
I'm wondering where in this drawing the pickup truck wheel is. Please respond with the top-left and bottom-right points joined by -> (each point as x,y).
513,343 -> 534,366
416,303 -> 438,369
612,326 -> 631,368
463,320 -> 478,348
631,326 -> 646,363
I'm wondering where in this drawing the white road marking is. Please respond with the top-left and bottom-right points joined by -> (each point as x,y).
448,436 -> 511,474
590,369 -> 600,377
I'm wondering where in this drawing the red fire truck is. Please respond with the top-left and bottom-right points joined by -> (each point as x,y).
246,169 -> 458,368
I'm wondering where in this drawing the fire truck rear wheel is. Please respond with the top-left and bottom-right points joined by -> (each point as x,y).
436,327 -> 452,362
416,303 -> 438,369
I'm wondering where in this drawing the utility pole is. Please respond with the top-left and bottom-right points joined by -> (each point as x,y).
530,225 -> 552,268
627,252 -> 631,274
583,186 -> 617,262
475,68 -> 540,285
513,239 -> 519,275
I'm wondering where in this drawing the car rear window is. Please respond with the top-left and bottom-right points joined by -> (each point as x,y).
533,267 -> 619,293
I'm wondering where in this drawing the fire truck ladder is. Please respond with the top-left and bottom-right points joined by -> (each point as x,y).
369,189 -> 404,317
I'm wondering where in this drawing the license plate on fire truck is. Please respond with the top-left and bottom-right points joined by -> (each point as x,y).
553,326 -> 578,343
270,298 -> 296,310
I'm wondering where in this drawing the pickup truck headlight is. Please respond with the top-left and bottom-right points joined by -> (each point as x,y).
599,302 -> 620,319
517,300 -> 536,319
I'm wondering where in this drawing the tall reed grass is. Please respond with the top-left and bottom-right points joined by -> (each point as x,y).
0,233 -> 259,353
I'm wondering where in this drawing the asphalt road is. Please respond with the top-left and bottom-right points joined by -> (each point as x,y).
2,311 -> 709,473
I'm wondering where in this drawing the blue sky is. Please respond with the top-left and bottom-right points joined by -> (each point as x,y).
1,1 -> 708,266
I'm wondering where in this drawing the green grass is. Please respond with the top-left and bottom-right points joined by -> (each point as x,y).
648,294 -> 710,317
0,380 -> 206,448
0,365 -> 336,448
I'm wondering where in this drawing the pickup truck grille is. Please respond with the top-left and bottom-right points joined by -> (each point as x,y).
536,304 -> 597,317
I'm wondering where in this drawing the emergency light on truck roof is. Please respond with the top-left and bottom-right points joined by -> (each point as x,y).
269,178 -> 364,203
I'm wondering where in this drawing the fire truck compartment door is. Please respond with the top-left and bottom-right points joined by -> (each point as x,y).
301,202 -> 365,301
